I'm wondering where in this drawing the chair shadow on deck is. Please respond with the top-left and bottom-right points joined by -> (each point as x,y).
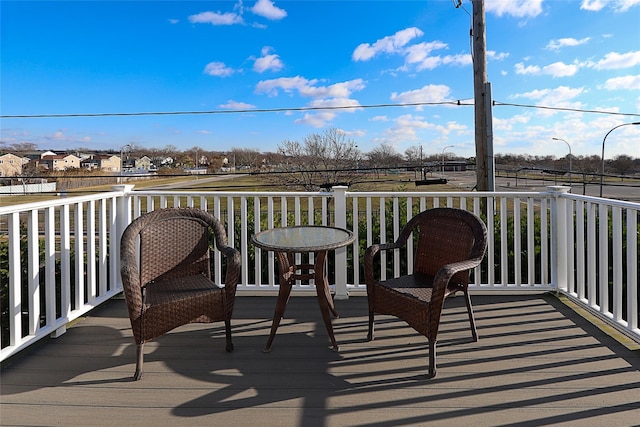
2,294 -> 639,427
165,295 -> 640,425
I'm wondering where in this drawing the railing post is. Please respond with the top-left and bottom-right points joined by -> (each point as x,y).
548,186 -> 570,293
112,185 -> 135,291
332,186 -> 349,299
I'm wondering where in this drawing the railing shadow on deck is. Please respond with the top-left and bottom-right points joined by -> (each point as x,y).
2,294 -> 639,426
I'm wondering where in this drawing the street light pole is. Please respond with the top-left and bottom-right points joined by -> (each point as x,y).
441,145 -> 454,177
119,143 -> 131,183
599,122 -> 640,198
552,137 -> 572,187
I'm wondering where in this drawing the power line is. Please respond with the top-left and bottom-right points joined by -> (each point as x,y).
0,101 -> 468,119
493,101 -> 640,118
2,99 -> 637,119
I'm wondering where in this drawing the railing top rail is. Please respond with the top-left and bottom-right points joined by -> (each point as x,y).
130,190 -> 331,197
562,192 -> 640,209
0,190 -> 124,215
345,190 -> 548,198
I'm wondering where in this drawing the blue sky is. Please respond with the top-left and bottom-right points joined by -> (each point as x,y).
1,0 -> 639,160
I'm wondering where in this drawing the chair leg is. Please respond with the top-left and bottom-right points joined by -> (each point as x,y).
225,319 -> 234,352
134,343 -> 144,381
464,290 -> 479,342
367,312 -> 375,341
428,340 -> 437,378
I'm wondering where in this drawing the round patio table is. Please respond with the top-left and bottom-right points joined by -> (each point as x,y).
251,225 -> 355,352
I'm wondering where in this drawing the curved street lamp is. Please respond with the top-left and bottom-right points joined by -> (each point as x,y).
552,137 -> 572,187
599,122 -> 640,198
441,145 -> 454,177
119,144 -> 131,183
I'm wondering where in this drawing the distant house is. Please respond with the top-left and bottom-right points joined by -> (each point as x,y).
81,154 -> 120,172
0,153 -> 27,177
134,156 -> 153,171
39,154 -> 81,171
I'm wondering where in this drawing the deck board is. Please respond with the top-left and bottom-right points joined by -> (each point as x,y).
2,294 -> 639,427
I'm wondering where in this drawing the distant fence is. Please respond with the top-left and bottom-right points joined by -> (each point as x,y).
0,182 -> 57,194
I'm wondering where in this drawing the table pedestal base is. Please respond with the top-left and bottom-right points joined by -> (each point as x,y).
263,250 -> 339,352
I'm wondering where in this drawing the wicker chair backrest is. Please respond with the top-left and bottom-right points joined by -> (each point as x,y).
413,209 -> 481,286
139,216 -> 211,286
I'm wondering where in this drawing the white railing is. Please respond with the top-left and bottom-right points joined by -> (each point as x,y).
1,185 -> 638,361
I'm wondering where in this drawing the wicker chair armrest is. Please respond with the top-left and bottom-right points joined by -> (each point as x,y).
365,241 -> 402,258
364,242 -> 402,285
120,256 -> 143,319
431,257 -> 484,304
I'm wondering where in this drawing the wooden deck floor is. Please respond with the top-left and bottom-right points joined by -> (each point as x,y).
2,293 -> 639,427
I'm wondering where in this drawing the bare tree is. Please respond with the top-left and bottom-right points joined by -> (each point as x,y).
611,154 -> 635,176
229,148 -> 262,170
6,142 -> 38,154
404,145 -> 422,164
366,142 -> 403,175
271,128 -> 360,190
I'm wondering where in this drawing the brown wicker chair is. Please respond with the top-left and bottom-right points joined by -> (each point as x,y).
364,207 -> 487,378
120,207 -> 241,380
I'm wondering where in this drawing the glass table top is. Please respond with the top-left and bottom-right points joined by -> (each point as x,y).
251,225 -> 354,253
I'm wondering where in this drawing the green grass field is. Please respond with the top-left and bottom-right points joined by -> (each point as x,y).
1,171 -> 456,207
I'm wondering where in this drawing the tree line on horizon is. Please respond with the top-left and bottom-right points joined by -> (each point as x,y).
3,128 -> 638,191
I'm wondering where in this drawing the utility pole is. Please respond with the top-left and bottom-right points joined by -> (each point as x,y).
472,0 -> 494,192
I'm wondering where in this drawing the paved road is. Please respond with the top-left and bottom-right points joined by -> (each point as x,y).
143,174 -> 240,190
446,171 -> 639,202
142,171 -> 638,202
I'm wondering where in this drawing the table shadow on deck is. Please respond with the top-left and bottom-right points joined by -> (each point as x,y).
1,294 -> 639,427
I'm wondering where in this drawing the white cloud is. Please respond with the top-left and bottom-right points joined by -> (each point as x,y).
395,114 -> 431,131
294,97 -> 362,127
581,0 -> 640,11
617,0 -> 640,11
255,76 -> 315,96
168,19 -> 179,25
485,0 -> 544,18
204,61 -> 235,77
515,63 -> 541,75
253,47 -> 284,72
546,37 -> 591,51
219,100 -> 256,109
255,77 -> 364,127
379,114 -> 428,144
295,110 -> 337,128
493,114 -> 530,131
512,86 -> 585,116
543,62 -> 581,77
307,97 -> 361,110
188,11 -> 243,25
255,76 -> 365,99
414,56 -> 443,71
251,0 -> 287,20
404,41 -> 448,64
377,114 -> 467,147
592,50 -> 640,69
603,74 -> 640,90
442,53 -> 473,67
581,0 -> 609,11
488,51 -> 509,61
390,84 -> 452,106
515,61 -> 581,77
352,27 -> 424,61
339,128 -> 366,138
